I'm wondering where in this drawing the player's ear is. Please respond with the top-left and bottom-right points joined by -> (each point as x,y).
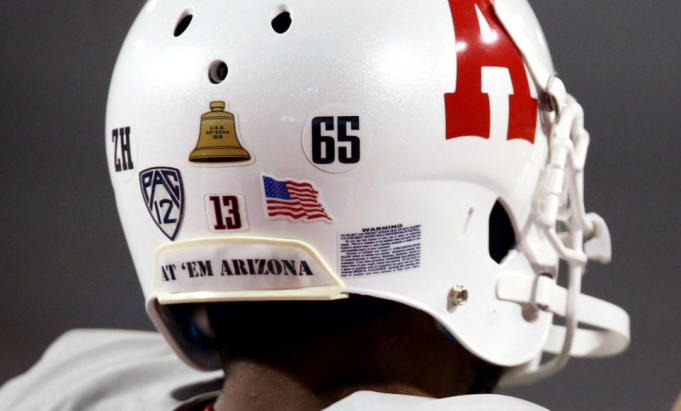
193,304 -> 217,341
169,304 -> 218,349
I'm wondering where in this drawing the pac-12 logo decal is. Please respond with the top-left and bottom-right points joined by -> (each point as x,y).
139,167 -> 185,241
444,0 -> 538,143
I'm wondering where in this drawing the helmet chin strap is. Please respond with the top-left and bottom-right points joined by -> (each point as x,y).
493,0 -> 630,386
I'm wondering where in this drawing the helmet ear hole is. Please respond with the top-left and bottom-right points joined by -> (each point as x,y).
488,200 -> 516,264
208,60 -> 229,84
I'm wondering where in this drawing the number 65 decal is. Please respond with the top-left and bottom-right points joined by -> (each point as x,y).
302,104 -> 371,174
312,116 -> 360,164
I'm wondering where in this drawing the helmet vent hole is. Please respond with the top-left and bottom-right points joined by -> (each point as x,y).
488,201 -> 516,264
174,11 -> 194,37
208,61 -> 229,84
271,10 -> 292,34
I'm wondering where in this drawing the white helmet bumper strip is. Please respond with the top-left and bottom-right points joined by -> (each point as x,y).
154,237 -> 347,304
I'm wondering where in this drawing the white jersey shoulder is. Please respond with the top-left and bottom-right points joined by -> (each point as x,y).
326,391 -> 550,411
0,330 -> 549,411
0,329 -> 222,411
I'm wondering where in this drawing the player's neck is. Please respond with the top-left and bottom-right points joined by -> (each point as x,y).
213,358 -> 430,411
213,359 -> 326,411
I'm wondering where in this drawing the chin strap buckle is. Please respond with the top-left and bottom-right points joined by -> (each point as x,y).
584,213 -> 612,264
497,271 -> 630,386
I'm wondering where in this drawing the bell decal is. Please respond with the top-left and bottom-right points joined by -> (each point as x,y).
189,101 -> 252,163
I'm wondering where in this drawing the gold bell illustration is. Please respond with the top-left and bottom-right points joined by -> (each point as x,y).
189,101 -> 252,163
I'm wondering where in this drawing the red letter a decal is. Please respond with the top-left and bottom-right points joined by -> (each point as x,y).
444,0 -> 537,143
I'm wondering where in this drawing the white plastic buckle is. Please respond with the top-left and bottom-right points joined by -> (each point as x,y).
584,213 -> 612,264
530,273 -> 554,312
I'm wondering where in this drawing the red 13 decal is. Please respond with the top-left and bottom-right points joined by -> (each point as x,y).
444,0 -> 537,143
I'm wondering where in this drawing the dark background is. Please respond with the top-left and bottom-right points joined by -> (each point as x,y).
1,1 -> 679,410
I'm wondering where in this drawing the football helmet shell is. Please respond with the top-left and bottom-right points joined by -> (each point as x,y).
107,0 -> 629,385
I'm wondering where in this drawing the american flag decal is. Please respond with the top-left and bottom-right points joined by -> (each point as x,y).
262,175 -> 333,223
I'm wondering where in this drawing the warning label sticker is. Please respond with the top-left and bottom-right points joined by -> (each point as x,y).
339,224 -> 421,277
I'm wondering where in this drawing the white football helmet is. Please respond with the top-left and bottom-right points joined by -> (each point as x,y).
107,0 -> 629,385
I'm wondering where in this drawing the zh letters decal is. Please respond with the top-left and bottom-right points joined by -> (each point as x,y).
139,167 -> 185,241
112,127 -> 134,172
